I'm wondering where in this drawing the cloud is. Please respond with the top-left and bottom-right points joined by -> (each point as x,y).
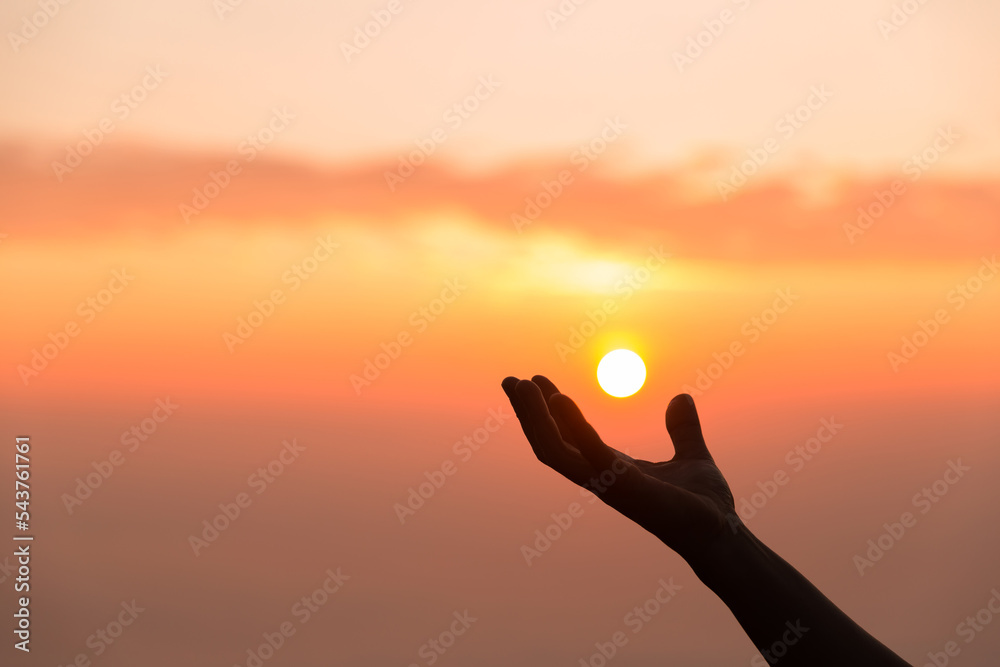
2,141 -> 997,260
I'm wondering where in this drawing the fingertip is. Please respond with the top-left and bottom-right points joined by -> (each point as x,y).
515,378 -> 538,393
531,375 -> 562,402
670,393 -> 695,408
514,379 -> 547,413
547,392 -> 577,416
667,393 -> 700,426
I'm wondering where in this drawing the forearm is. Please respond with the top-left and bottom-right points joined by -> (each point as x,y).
688,524 -> 910,666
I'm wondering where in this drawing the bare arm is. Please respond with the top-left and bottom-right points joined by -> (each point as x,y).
501,375 -> 910,666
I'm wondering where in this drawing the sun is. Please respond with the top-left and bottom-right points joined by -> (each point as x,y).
597,349 -> 646,398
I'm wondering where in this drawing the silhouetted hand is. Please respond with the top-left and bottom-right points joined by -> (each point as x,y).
501,375 -> 735,565
502,374 -> 912,666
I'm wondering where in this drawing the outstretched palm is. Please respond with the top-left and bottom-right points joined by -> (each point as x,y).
502,375 -> 737,564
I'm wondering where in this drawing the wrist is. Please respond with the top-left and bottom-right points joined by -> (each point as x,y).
685,517 -> 772,596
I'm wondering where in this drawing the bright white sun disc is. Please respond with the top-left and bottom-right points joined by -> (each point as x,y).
597,349 -> 646,397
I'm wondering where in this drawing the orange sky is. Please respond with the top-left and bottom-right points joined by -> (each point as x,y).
2,147 -> 999,409
2,2 -> 999,666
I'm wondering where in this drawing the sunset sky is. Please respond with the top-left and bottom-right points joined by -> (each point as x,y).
2,1 -> 999,666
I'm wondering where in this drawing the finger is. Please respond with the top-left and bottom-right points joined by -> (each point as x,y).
502,376 -> 547,462
665,393 -> 712,460
531,375 -> 582,451
531,374 -> 561,398
504,377 -> 598,483
548,393 -> 648,505
514,379 -> 589,479
548,393 -> 615,469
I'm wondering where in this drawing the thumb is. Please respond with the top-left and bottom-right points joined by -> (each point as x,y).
665,394 -> 712,460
